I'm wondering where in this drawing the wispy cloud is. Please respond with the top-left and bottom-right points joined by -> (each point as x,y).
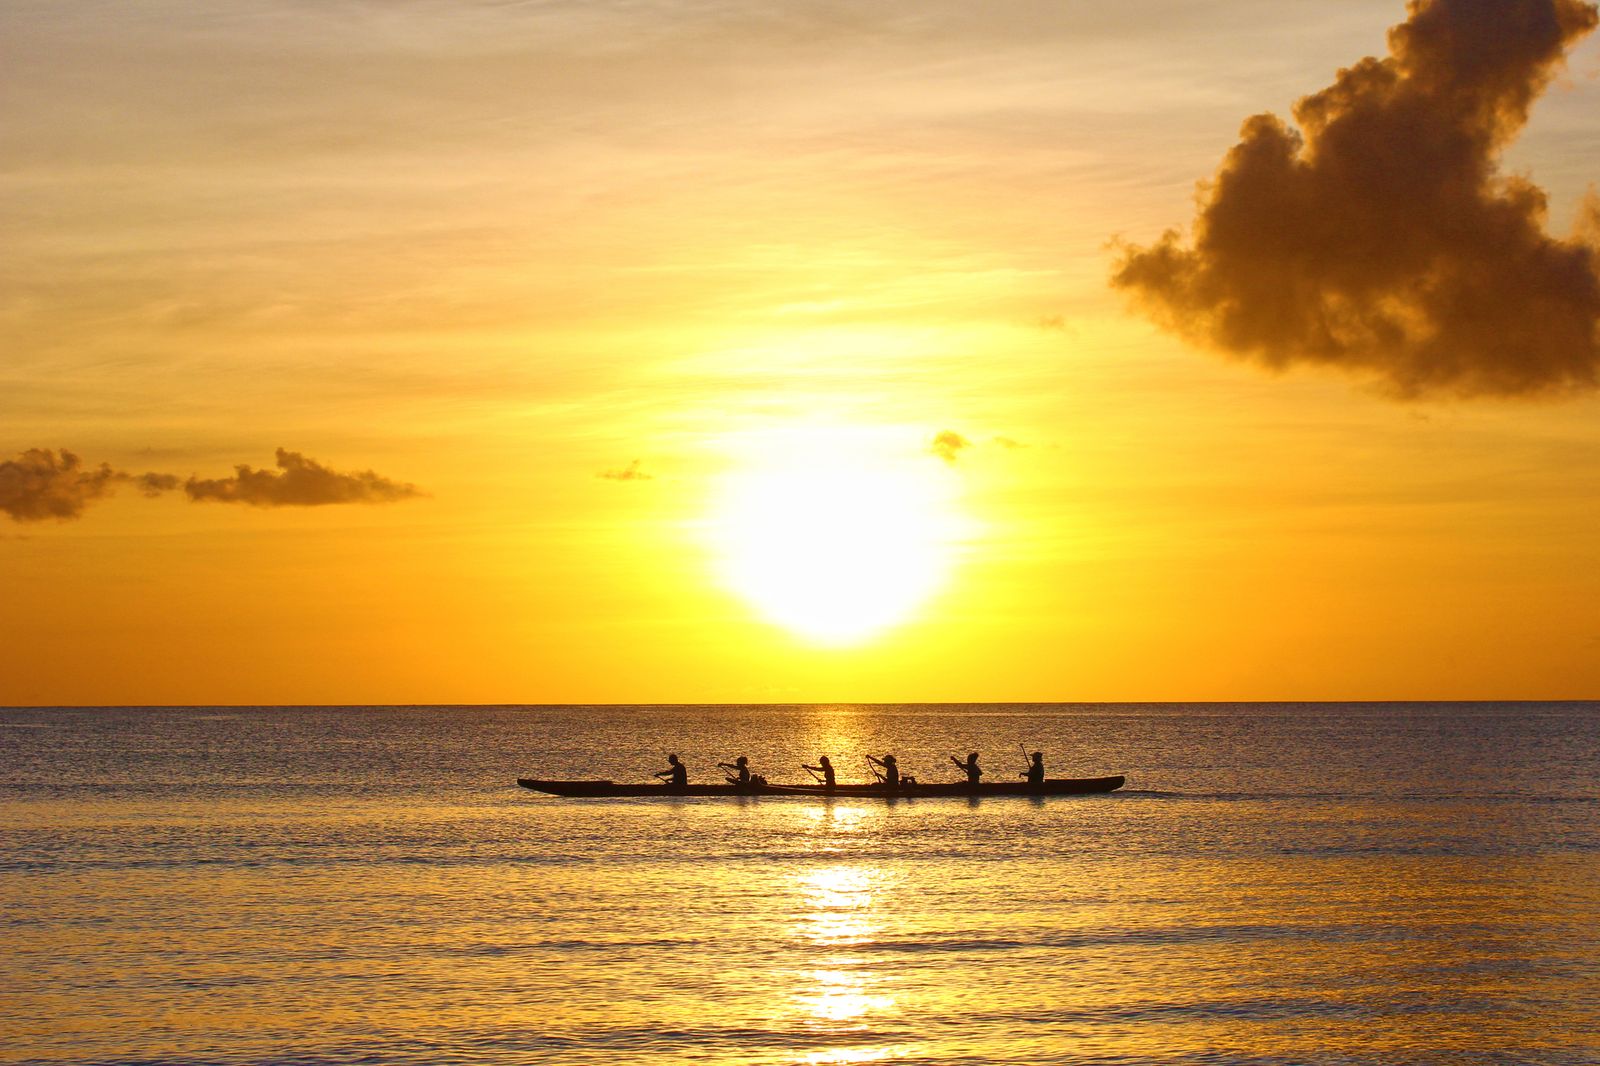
184,448 -> 422,507
1113,0 -> 1600,399
929,430 -> 972,463
598,459 -> 653,482
135,472 -> 182,496
2,446 -> 421,522
0,448 -> 130,522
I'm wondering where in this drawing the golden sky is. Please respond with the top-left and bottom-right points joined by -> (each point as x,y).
4,0 -> 1600,704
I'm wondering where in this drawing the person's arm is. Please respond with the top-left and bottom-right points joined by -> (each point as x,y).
868,755 -> 884,767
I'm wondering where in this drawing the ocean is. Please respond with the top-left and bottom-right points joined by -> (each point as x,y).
2,703 -> 1597,1065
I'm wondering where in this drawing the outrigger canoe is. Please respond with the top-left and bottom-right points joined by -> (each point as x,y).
517,776 -> 1124,798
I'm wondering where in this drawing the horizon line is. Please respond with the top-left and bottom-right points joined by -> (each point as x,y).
5,698 -> 1598,710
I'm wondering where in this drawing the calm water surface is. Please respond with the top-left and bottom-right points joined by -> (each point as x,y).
2,703 -> 1597,1065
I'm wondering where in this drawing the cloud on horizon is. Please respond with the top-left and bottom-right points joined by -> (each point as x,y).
2,447 -> 421,521
1113,0 -> 1600,399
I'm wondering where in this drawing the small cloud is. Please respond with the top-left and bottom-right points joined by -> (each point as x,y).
3,446 -> 420,522
598,459 -> 653,482
928,430 -> 971,464
1,448 -> 123,522
184,448 -> 422,507
1,447 -> 178,523
1037,314 -> 1069,332
135,472 -> 182,496
992,436 -> 1026,450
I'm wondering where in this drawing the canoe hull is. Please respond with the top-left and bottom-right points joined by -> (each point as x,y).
518,776 -> 1125,798
759,776 -> 1124,797
518,779 -> 763,797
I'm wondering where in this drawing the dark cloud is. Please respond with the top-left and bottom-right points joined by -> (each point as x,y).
3,446 -> 420,521
1113,0 -> 1600,399
134,472 -> 182,496
598,460 -> 653,482
1578,188 -> 1600,244
929,430 -> 972,463
0,448 -> 126,522
184,448 -> 421,507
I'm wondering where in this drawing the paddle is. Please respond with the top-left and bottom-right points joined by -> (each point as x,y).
864,755 -> 884,784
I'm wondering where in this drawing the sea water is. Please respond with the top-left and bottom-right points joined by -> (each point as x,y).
2,703 -> 1597,1065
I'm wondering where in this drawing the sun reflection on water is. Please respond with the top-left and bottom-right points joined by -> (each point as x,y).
800,968 -> 895,1022
791,864 -> 901,1060
798,864 -> 881,948
799,1048 -> 897,1065
801,803 -> 868,829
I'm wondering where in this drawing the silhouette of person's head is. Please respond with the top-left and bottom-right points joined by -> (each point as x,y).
968,752 -> 979,762
819,756 -> 831,766
668,754 -> 680,765
735,755 -> 748,766
884,754 -> 896,764
1031,751 -> 1042,762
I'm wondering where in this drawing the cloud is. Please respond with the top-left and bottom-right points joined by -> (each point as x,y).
929,430 -> 972,463
993,435 -> 1026,449
1113,0 -> 1600,399
184,448 -> 421,506
598,459 -> 653,481
1578,187 -> 1600,245
2,446 -> 422,522
135,472 -> 182,496
0,448 -> 127,522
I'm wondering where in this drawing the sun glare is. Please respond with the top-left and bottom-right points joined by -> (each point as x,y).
710,430 -> 967,645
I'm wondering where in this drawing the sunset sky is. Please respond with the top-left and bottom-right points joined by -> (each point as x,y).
5,0 -> 1600,704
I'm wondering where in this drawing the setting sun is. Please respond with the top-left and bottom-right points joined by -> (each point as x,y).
709,430 -> 970,645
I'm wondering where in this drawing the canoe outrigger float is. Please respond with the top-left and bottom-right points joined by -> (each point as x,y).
517,775 -> 1125,798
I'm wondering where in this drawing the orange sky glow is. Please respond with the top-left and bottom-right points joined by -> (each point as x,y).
4,0 -> 1600,704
